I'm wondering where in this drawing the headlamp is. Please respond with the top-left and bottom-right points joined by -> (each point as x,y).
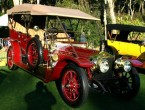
52,54 -> 58,61
123,60 -> 132,72
99,59 -> 110,73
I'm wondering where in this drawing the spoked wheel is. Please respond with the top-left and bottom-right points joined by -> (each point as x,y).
55,63 -> 89,108
7,46 -> 18,70
26,37 -> 43,70
114,67 -> 140,99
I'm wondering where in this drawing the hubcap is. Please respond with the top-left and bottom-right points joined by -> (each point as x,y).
62,70 -> 80,102
7,48 -> 13,68
28,42 -> 38,66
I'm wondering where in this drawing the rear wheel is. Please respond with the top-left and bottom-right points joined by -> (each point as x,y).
7,46 -> 18,70
56,63 -> 89,108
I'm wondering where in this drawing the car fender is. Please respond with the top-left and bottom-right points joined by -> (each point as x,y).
109,46 -> 118,54
59,56 -> 94,68
129,59 -> 143,68
50,57 -> 93,81
105,45 -> 118,58
10,41 -> 21,63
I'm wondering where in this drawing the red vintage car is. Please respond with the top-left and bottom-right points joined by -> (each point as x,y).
1,4 -> 142,108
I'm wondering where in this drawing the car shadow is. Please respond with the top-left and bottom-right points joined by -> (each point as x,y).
0,69 -> 9,84
87,88 -> 145,110
24,81 -> 56,110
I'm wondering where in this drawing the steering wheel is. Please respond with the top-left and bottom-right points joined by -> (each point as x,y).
44,27 -> 58,42
46,27 -> 58,41
48,27 -> 58,36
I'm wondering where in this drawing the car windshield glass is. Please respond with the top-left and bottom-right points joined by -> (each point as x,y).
44,17 -> 98,43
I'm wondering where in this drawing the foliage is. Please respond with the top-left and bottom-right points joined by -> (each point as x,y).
56,0 -> 102,47
116,13 -> 145,39
56,0 -> 90,14
0,13 -> 2,16
56,0 -> 103,47
117,14 -> 145,26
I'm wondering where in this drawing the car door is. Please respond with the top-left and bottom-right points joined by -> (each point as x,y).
107,40 -> 120,52
107,40 -> 130,55
118,41 -> 130,55
108,40 -> 141,57
140,44 -> 145,60
125,42 -> 141,57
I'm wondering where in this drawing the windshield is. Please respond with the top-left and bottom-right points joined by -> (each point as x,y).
9,14 -> 100,48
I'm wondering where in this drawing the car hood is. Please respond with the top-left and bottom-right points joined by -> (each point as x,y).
63,46 -> 99,59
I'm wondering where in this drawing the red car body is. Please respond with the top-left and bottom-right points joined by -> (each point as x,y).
9,28 -> 98,82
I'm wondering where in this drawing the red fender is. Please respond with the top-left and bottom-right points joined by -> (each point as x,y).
10,41 -> 21,63
48,57 -> 93,82
129,59 -> 143,67
47,60 -> 68,82
75,57 -> 94,67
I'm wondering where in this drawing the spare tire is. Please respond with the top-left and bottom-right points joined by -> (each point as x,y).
26,36 -> 43,70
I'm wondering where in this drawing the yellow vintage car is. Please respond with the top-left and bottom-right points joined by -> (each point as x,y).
104,24 -> 145,70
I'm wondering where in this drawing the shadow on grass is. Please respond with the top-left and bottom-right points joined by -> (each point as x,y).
0,69 -> 10,84
25,81 -> 56,110
87,88 -> 145,110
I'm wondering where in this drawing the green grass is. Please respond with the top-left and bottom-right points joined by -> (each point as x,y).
0,66 -> 145,110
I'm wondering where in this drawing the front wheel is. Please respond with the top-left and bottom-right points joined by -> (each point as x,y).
55,63 -> 89,108
114,67 -> 140,99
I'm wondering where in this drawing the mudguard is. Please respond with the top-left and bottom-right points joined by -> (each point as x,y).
10,41 -> 21,63
129,59 -> 143,67
48,57 -> 93,82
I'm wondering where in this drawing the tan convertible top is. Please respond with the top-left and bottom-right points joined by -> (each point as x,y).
7,4 -> 100,21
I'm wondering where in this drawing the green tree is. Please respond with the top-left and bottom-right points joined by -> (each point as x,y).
0,0 -> 13,14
